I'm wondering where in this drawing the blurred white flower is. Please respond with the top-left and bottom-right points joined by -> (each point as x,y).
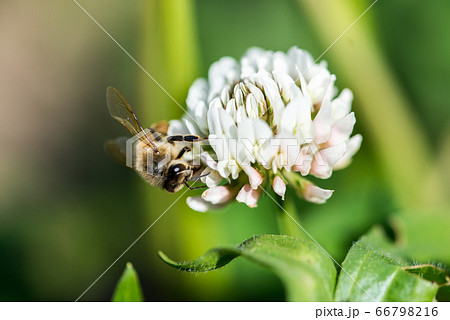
169,46 -> 362,211
302,182 -> 334,204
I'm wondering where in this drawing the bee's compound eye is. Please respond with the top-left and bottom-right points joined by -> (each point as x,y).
168,163 -> 186,177
164,163 -> 188,192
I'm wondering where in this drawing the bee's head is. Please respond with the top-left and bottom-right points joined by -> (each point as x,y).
163,162 -> 191,193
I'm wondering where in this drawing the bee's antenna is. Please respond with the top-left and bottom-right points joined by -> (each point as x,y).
184,181 -> 208,190
186,172 -> 211,181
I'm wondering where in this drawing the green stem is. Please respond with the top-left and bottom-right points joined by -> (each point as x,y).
276,193 -> 306,239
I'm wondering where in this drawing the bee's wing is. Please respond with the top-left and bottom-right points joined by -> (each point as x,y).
106,87 -> 144,136
106,87 -> 158,151
105,137 -> 128,167
106,87 -> 151,135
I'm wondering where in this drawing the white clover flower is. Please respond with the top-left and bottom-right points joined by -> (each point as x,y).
169,46 -> 362,212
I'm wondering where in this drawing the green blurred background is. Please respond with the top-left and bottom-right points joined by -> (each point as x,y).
1,0 -> 449,301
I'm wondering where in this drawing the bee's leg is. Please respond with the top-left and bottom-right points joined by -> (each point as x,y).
184,181 -> 208,190
175,146 -> 191,160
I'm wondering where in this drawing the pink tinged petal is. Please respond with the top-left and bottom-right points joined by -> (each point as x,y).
242,165 -> 263,189
303,183 -> 334,204
310,142 -> 346,179
236,184 -> 261,208
321,142 -> 347,167
313,98 -> 332,144
334,134 -> 363,170
293,146 -> 314,176
327,112 -> 356,146
272,176 -> 286,200
202,186 -> 233,205
186,196 -> 211,212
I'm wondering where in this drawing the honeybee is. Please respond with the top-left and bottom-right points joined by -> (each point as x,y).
105,86 -> 206,192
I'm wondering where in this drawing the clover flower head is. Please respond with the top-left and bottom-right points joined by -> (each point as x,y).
169,46 -> 362,212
